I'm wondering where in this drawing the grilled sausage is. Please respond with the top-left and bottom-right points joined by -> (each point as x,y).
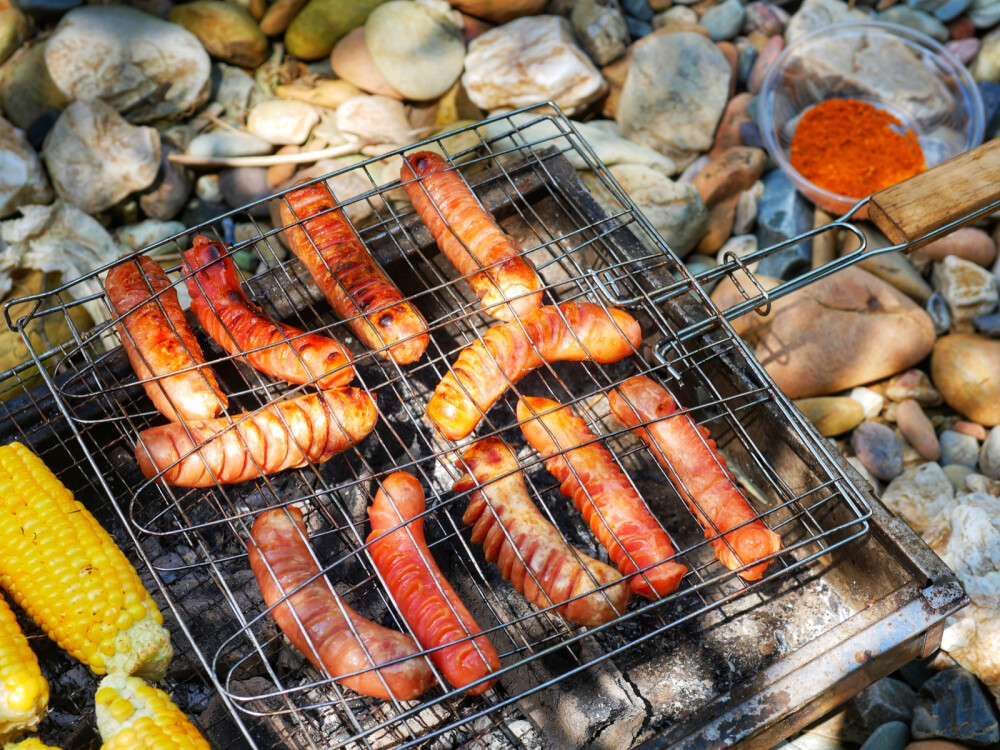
517,397 -> 687,599
367,472 -> 500,695
279,183 -> 429,365
426,302 -> 641,441
183,235 -> 354,389
106,254 -> 227,421
400,151 -> 543,322
454,438 -> 630,627
608,376 -> 783,581
248,507 -> 434,701
135,387 -> 377,487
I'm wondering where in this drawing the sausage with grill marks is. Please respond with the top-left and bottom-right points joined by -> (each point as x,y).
426,302 -> 641,441
367,472 -> 500,694
183,235 -> 354,389
249,507 -> 434,701
455,438 -> 630,627
517,397 -> 687,599
106,254 -> 227,422
608,375 -> 782,581
401,151 -> 543,321
135,387 -> 377,486
279,183 -> 429,365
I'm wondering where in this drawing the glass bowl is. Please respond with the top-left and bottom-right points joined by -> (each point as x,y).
758,21 -> 984,216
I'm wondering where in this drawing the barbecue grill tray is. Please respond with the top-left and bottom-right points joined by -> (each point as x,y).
3,106 -> 967,750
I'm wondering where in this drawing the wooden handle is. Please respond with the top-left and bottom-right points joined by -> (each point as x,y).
867,138 -> 1000,248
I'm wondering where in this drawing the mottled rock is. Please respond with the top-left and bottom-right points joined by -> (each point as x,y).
733,189 -> 758,234
275,79 -> 364,110
115,219 -> 186,252
616,32 -> 730,168
716,234 -> 759,271
607,163 -> 708,256
927,293 -> 953,336
794,397 -> 865,436
42,99 -> 159,215
336,95 -> 414,146
571,0 -> 630,66
932,334 -> 1000,426
187,130 -> 272,158
744,2 -> 789,34
939,429 -> 981,469
852,420 -> 904,482
0,43 -> 69,132
0,8 -> 30,69
918,227 -> 998,268
576,119 -> 678,175
0,115 -> 52,219
878,6 -> 949,41
168,1 -> 269,68
882,462 -> 956,534
45,7 -> 211,124
139,144 -> 192,222
860,722 -> 910,750
366,0 -> 466,101
692,146 -> 767,208
285,0 -> 386,61
932,256 -> 999,323
747,33 -> 784,94
737,41 -> 757,89
711,92 -> 754,157
701,0 -> 745,40
785,0 -> 869,43
849,386 -> 884,419
755,169 -> 813,280
979,426 -> 1000,480
896,399 -> 941,461
911,669 -> 999,744
246,100 -> 319,146
463,15 -> 606,116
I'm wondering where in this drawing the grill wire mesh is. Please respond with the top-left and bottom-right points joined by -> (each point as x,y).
5,107 -> 875,750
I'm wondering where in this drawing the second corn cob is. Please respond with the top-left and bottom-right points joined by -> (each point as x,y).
0,594 -> 47,744
4,738 -> 62,750
95,675 -> 210,750
0,442 -> 172,681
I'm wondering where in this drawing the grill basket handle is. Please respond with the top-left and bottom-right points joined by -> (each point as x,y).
868,137 -> 1000,248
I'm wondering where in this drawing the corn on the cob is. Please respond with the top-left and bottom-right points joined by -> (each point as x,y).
95,675 -> 210,750
0,594 -> 47,744
0,442 -> 172,681
4,737 -> 62,750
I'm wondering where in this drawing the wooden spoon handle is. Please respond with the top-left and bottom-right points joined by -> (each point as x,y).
867,138 -> 1000,248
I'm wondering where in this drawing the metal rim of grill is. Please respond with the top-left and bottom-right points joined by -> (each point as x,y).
1,104 -> 968,750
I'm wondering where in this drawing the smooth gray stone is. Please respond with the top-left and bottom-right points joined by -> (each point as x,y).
624,14 -> 652,36
621,0 -> 654,20
859,721 -> 909,750
973,311 -> 1000,336
218,167 -> 273,218
938,429 -> 981,469
878,6 -> 949,40
701,0 -> 746,40
754,168 -> 813,280
911,668 -> 1000,745
851,421 -> 905,482
907,0 -> 972,20
927,293 -> 952,335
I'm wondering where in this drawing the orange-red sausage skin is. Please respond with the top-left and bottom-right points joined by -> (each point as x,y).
608,376 -> 782,581
367,472 -> 499,695
517,397 -> 687,599
249,507 -> 434,701
106,254 -> 227,422
401,151 -> 543,321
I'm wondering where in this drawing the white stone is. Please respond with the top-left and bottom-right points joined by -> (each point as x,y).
575,119 -> 678,176
44,6 -> 211,124
848,386 -> 884,419
335,95 -> 415,146
882,461 -> 957,534
732,189 -> 758,235
42,99 -> 160,215
716,234 -> 759,272
932,254 -> 1000,322
247,99 -> 320,146
115,219 -> 187,252
195,174 -> 223,203
785,0 -> 869,43
0,115 -> 52,219
187,131 -> 273,159
979,427 -> 1000,481
462,15 -> 607,117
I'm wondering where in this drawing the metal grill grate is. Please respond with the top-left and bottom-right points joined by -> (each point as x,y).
3,107 -> 959,750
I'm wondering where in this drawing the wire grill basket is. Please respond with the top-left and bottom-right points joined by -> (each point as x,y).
3,106 -> 967,749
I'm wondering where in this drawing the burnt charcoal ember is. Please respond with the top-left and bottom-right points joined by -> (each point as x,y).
911,668 -> 1000,745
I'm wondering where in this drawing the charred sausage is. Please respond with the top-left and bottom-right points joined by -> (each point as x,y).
608,376 -> 782,581
517,397 -> 687,599
455,438 -> 630,627
427,302 -> 641,441
400,151 -> 543,321
106,254 -> 227,421
279,183 -> 429,365
135,387 -> 377,487
367,472 -> 500,694
249,507 -> 434,701
183,235 -> 353,389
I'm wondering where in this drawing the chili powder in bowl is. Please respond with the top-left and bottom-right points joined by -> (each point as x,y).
758,21 -> 984,217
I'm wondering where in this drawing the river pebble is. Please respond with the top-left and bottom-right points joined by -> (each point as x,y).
882,462 -> 956,533
896,399 -> 941,461
979,426 -> 1000,479
939,429 -> 981,468
852,420 -> 905,482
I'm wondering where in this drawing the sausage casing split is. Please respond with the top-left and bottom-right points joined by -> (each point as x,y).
106,254 -> 227,422
279,183 -> 429,365
608,376 -> 783,581
135,387 -> 377,487
248,507 -> 434,701
454,438 -> 630,627
400,151 -> 543,322
517,397 -> 687,599
183,235 -> 353,389
367,472 -> 500,694
426,302 -> 642,441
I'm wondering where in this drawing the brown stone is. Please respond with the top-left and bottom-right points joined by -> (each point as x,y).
696,191 -> 739,254
895,398 -> 940,461
752,267 -> 937,399
931,334 -> 1000,426
330,27 -> 403,99
710,92 -> 753,157
915,226 -> 998,267
716,40 -> 737,98
266,145 -> 299,188
905,737 -> 974,748
709,270 -> 782,340
448,0 -> 545,23
953,420 -> 988,441
794,397 -> 865,436
691,146 -> 767,207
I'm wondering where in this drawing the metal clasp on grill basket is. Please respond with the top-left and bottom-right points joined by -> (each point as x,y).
1,104 -> 973,750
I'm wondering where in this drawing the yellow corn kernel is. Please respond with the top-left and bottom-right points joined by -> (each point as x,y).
95,675 -> 211,750
3,737 -> 63,750
0,443 -> 172,681
0,593 -> 47,743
